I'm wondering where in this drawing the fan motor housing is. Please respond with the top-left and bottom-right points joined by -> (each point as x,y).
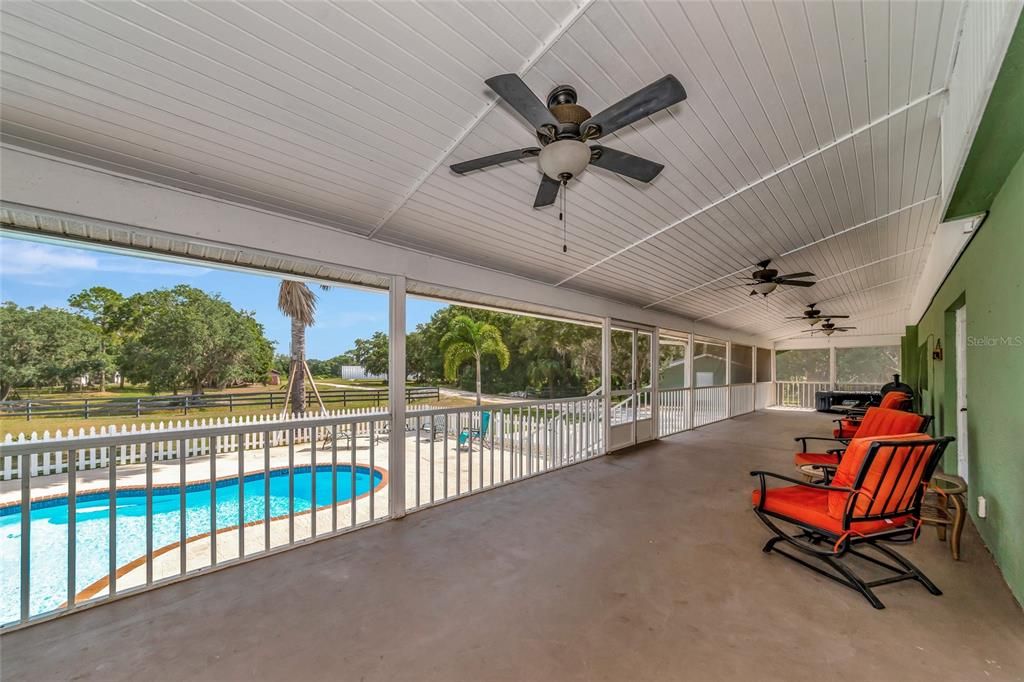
540,85 -> 592,142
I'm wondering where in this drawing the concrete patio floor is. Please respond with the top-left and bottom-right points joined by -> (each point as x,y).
1,410 -> 1021,681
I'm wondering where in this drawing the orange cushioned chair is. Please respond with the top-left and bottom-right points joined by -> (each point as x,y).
793,407 -> 932,471
834,391 -> 912,438
752,433 -> 953,608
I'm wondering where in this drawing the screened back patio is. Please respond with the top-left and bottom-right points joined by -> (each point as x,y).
1,0 -> 1022,678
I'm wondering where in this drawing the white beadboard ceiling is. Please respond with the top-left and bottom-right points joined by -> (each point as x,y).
0,0 -> 970,340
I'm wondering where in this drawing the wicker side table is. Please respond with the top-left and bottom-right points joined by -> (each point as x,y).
920,472 -> 967,560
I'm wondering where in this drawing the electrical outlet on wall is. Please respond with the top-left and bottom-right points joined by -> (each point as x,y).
978,496 -> 988,518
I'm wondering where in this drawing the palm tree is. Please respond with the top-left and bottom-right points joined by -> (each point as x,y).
277,280 -> 317,414
441,314 -> 510,405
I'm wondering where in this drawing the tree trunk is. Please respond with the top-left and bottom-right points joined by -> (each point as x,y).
475,354 -> 482,406
290,317 -> 306,414
99,339 -> 107,393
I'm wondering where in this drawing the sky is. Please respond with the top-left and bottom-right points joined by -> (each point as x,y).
0,234 -> 445,360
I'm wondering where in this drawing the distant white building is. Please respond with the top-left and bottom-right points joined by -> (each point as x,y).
339,365 -> 386,381
75,371 -> 122,387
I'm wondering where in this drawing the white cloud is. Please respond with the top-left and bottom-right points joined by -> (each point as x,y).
0,239 -> 210,279
0,240 -> 98,275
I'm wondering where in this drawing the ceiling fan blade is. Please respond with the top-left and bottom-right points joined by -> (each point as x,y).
580,75 -> 687,139
450,148 -> 540,175
776,278 -> 816,287
817,313 -> 849,319
778,272 -> 815,279
588,146 -> 664,182
485,74 -> 559,134
533,174 -> 561,208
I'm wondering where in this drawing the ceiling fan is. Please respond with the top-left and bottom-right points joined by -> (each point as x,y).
741,259 -> 816,297
785,303 -> 850,326
450,73 -> 687,209
801,319 -> 857,336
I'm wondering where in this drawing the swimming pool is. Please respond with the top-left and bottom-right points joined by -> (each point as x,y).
0,465 -> 382,625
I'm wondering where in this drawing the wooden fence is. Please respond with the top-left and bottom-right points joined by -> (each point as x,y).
0,403 -> 450,480
0,386 -> 440,421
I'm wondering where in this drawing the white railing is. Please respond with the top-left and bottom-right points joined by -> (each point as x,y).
729,384 -> 754,416
694,386 -> 728,427
755,382 -> 775,410
0,396 -> 604,628
0,405 -> 444,481
403,396 -> 603,511
657,388 -> 690,437
609,390 -> 651,426
774,381 -> 829,409
834,383 -> 884,393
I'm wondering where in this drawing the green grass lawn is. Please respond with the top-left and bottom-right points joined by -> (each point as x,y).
1,381 -> 449,438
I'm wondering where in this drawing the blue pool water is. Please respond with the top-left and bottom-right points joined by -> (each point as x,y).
0,465 -> 381,625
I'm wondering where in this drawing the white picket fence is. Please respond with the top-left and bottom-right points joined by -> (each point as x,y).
1,404 -> 444,480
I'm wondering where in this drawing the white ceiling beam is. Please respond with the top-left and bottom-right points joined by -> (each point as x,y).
366,0 -> 597,239
774,333 -> 904,350
556,87 -> 947,288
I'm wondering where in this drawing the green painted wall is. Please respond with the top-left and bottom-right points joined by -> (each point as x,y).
905,151 -> 1024,604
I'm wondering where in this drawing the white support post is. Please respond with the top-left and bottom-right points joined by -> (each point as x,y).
651,328 -> 660,438
388,275 -> 406,519
725,341 -> 732,417
687,332 -> 696,429
601,318 -> 611,453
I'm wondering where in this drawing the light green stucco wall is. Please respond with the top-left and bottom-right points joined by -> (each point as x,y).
905,151 -> 1024,605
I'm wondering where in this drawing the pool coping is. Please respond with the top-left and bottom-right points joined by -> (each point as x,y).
0,463 -> 385,513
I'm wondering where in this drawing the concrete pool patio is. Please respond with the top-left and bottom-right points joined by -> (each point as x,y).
2,410 -> 1021,682
1,421 -> 598,609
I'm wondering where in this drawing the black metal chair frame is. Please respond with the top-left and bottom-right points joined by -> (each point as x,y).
793,415 -> 936,482
752,436 -> 953,609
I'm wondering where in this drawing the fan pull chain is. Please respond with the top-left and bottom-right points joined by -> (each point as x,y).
560,178 -> 568,253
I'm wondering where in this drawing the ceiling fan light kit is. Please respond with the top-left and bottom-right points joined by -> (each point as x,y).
450,73 -> 687,252
538,140 -> 591,180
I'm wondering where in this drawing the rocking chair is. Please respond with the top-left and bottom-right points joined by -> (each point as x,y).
833,392 -> 912,438
793,407 -> 932,474
752,434 -> 954,609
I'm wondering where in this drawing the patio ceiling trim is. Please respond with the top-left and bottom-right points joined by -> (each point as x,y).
774,332 -> 903,350
555,87 -> 947,289
365,0 -> 597,239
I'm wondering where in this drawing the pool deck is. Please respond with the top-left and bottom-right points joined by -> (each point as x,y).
3,410 -> 1022,681
1,429 -> 561,604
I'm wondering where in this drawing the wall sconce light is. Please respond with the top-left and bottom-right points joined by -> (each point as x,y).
932,339 -> 943,361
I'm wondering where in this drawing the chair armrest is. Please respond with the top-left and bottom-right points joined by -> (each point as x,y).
794,435 -> 846,452
749,470 -> 855,510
